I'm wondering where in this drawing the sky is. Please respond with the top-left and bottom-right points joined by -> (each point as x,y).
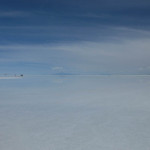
0,0 -> 150,75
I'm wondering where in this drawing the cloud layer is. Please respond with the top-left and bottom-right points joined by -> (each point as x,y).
0,0 -> 150,74
1,27 -> 150,75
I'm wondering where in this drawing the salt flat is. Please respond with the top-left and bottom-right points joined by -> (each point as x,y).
0,76 -> 150,150
0,77 -> 21,79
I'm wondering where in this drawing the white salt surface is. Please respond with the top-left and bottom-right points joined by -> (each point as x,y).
0,76 -> 150,150
0,77 -> 22,79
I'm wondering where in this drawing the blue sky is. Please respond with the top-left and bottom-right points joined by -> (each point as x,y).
0,0 -> 150,75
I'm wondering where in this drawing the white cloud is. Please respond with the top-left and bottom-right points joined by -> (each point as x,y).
0,11 -> 32,17
1,27 -> 150,74
51,67 -> 64,74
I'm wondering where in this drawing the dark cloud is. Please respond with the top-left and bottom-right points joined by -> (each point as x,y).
1,0 -> 150,13
0,0 -> 150,29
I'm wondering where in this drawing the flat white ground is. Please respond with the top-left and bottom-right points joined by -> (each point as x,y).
0,76 -> 150,150
0,77 -> 21,79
